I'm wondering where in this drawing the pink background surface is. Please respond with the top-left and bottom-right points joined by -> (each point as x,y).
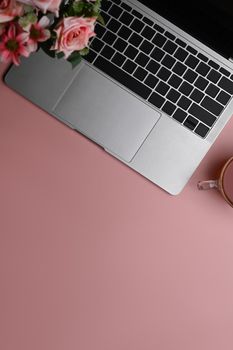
1,62 -> 233,350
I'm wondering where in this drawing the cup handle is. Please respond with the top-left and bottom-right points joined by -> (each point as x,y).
197,180 -> 218,190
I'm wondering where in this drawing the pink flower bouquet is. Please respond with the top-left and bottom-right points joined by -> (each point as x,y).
0,0 -> 103,67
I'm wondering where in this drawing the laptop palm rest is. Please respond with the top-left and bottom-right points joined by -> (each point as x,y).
53,65 -> 160,162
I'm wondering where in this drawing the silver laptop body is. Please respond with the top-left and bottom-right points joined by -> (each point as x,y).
4,0 -> 233,194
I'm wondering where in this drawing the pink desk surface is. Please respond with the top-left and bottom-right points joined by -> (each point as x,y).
1,62 -> 233,350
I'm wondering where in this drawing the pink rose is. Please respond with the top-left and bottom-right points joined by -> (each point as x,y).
52,17 -> 96,59
0,0 -> 23,23
18,0 -> 62,16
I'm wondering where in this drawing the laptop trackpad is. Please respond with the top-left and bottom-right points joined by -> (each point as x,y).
53,65 -> 160,162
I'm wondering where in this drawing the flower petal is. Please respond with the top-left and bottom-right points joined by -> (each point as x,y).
17,32 -> 29,43
26,41 -> 37,53
8,25 -> 16,39
1,49 -> 10,61
12,53 -> 20,65
38,16 -> 50,28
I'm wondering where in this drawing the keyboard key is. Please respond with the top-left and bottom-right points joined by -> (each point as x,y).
197,53 -> 208,62
146,59 -> 160,74
177,96 -> 192,110
172,108 -> 187,123
141,26 -> 156,40
174,47 -> 188,62
185,55 -> 199,69
142,17 -> 154,26
133,66 -> 148,81
112,0 -> 121,4
148,92 -> 165,108
162,101 -> 176,115
95,23 -> 106,38
129,33 -> 143,47
152,33 -> 167,47
157,66 -> 171,81
121,2 -> 131,11
176,38 -> 186,48
167,88 -> 181,103
188,103 -> 216,126
101,0 -> 112,12
124,45 -> 139,59
139,39 -> 154,54
218,76 -> 233,94
94,56 -> 152,99
109,4 -> 123,18
163,40 -> 177,54
172,61 -> 187,75
161,54 -> 175,69
165,31 -> 175,40
119,11 -> 134,25
186,46 -> 197,55
118,25 -> 132,40
101,11 -> 110,24
219,67 -> 230,77
102,31 -> 117,45
130,18 -> 144,32
201,96 -> 224,116
91,38 -> 104,52
107,18 -> 121,32
132,9 -> 143,19
196,62 -> 210,76
195,123 -> 210,137
207,69 -> 221,84
101,45 -> 115,59
153,23 -> 164,33
112,52 -> 126,66
183,116 -> 198,130
168,74 -> 182,88
122,59 -> 137,74
194,76 -> 208,90
135,52 -> 150,67
208,60 -> 219,70
144,74 -> 159,88
113,38 -> 127,52
216,90 -> 231,105
205,83 -> 220,98
155,81 -> 170,95
190,88 -> 204,103
179,81 -> 193,96
183,69 -> 198,83
150,47 -> 165,61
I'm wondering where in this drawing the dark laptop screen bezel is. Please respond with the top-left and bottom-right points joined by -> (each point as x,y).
138,0 -> 233,59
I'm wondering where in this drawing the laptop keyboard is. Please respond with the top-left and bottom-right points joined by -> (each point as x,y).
85,0 -> 233,138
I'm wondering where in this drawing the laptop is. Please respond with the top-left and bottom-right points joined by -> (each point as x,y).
4,0 -> 233,194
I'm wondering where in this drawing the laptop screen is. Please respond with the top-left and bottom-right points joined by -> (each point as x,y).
138,0 -> 233,59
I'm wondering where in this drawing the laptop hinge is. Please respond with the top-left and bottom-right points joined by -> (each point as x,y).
228,57 -> 233,63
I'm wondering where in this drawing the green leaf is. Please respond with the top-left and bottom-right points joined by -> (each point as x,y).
27,12 -> 37,24
23,5 -> 34,14
67,51 -> 82,68
40,40 -> 56,58
97,13 -> 105,26
79,47 -> 89,56
93,0 -> 102,13
72,1 -> 85,15
56,52 -> 65,59
18,16 -> 29,28
18,12 -> 37,28
72,0 -> 102,17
